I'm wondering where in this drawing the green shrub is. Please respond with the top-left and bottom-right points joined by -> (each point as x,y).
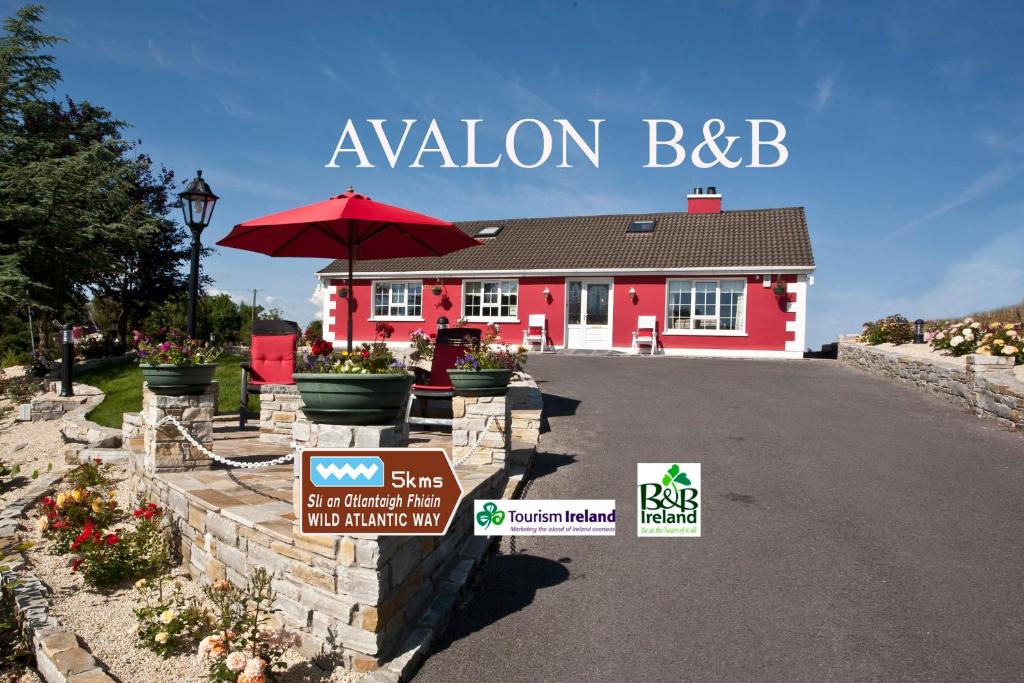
134,575 -> 210,657
859,315 -> 914,345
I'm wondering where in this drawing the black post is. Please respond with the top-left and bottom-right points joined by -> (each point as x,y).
347,242 -> 354,353
913,319 -> 925,344
187,229 -> 201,338
60,323 -> 73,397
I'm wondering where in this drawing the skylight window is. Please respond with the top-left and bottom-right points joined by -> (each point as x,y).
476,226 -> 503,238
627,220 -> 655,233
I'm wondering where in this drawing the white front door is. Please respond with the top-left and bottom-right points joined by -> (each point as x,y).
566,280 -> 613,349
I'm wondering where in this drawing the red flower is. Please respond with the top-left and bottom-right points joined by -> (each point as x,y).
143,510 -> 154,520
52,520 -> 68,529
41,497 -> 54,507
104,534 -> 118,546
361,350 -> 370,359
94,458 -> 102,465
71,558 -> 83,573
311,339 -> 333,357
132,509 -> 144,517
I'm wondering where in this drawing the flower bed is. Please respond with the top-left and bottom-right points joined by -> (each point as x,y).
19,462 -> 365,683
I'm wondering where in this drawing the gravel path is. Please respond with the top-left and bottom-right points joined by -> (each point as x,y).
17,462 -> 364,682
0,416 -> 67,510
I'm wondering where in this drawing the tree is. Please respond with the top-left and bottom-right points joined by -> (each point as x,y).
0,5 -> 193,352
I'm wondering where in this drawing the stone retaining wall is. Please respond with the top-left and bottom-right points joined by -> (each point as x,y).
131,460 -> 506,671
838,340 -> 1024,432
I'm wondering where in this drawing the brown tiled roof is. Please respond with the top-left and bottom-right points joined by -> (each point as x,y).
318,207 -> 814,274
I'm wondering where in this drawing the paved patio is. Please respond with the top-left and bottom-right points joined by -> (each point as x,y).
154,415 -> 452,531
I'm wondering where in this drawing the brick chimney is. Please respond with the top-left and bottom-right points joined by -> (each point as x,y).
687,186 -> 722,213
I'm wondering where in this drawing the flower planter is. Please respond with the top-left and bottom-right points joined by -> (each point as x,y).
293,372 -> 414,425
140,364 -> 217,395
448,368 -> 514,397
431,286 -> 444,296
772,284 -> 787,295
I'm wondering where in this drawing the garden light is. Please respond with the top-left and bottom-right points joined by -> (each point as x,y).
178,170 -> 218,339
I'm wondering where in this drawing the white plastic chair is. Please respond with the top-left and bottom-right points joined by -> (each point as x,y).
522,314 -> 548,351
632,316 -> 658,355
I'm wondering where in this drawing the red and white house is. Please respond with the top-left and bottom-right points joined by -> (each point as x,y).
316,188 -> 815,359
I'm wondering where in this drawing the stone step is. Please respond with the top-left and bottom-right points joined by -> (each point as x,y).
78,448 -> 129,465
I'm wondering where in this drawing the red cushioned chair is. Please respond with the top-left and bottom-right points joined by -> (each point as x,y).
405,327 -> 481,428
239,320 -> 300,429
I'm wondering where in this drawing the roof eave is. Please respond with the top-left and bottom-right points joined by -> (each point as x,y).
316,265 -> 817,279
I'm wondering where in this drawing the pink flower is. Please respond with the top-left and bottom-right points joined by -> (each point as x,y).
225,651 -> 248,672
243,657 -> 266,676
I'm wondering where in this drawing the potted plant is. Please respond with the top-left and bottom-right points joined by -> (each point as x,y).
337,285 -> 349,298
772,280 -> 787,295
293,323 -> 413,424
430,283 -> 444,296
448,325 -> 528,397
134,329 -> 221,395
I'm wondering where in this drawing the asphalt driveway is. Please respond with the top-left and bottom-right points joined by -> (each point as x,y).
415,357 -> 1024,682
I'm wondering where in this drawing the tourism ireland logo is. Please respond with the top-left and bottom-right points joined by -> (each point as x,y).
474,500 -> 616,536
476,502 -> 506,529
637,463 -> 701,537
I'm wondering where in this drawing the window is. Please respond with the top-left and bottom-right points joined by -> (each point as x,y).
476,226 -> 503,238
372,281 -> 422,319
463,280 -> 518,320
627,220 -> 655,233
666,280 -> 746,332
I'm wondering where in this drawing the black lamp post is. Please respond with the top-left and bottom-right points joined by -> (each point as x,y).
913,319 -> 925,344
178,170 -> 218,339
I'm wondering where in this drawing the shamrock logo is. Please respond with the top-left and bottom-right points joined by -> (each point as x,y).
662,464 -> 691,490
476,501 -> 506,528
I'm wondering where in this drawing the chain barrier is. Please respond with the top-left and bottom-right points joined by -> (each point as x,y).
141,413 -> 295,469
142,412 -> 496,471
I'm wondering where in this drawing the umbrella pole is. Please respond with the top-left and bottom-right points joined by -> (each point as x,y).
347,240 -> 354,353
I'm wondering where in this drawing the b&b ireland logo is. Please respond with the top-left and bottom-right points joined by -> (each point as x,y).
637,463 -> 701,537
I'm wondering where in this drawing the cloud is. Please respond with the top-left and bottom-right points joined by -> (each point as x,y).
264,295 -> 276,305
809,70 -> 837,113
377,48 -> 399,79
321,64 -> 340,84
309,285 -> 325,320
205,287 -> 247,304
933,58 -> 975,89
214,93 -> 258,120
810,225 -> 1024,345
147,39 -> 168,69
885,164 -> 1017,241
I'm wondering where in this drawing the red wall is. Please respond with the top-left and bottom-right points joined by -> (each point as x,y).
326,274 -> 797,352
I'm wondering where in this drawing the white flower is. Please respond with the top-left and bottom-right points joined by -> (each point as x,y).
159,609 -> 177,624
225,651 -> 249,672
244,657 -> 267,676
951,335 -> 964,346
963,328 -> 973,340
134,579 -> 147,590
1003,345 -> 1019,355
971,322 -> 981,329
935,332 -> 946,340
154,632 -> 169,644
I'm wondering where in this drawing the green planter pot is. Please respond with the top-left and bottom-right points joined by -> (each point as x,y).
140,364 -> 217,395
448,368 -> 514,397
293,372 -> 414,425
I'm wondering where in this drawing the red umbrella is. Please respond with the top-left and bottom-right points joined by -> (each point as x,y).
217,188 -> 480,351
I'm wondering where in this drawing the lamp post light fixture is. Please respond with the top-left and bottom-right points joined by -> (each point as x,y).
178,170 -> 218,339
913,318 -> 925,344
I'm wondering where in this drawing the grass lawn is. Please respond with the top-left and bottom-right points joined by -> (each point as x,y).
77,354 -> 258,428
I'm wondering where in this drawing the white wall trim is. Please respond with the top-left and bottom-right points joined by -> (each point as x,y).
784,275 -> 808,353
318,266 -> 816,279
612,346 -> 804,360
323,282 -> 337,344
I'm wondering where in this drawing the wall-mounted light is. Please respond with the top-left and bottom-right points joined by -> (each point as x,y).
542,286 -> 552,303
628,287 -> 638,303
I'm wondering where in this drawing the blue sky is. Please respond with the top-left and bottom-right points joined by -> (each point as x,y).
16,0 -> 1024,347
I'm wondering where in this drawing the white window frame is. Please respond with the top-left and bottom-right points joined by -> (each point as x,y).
462,279 -> 519,322
663,278 -> 748,336
370,280 -> 424,321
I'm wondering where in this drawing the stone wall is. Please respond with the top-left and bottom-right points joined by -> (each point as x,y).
258,384 -> 303,445
451,395 -> 510,466
838,340 -> 1023,432
508,372 -> 543,446
131,383 -> 216,474
131,456 -> 507,671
